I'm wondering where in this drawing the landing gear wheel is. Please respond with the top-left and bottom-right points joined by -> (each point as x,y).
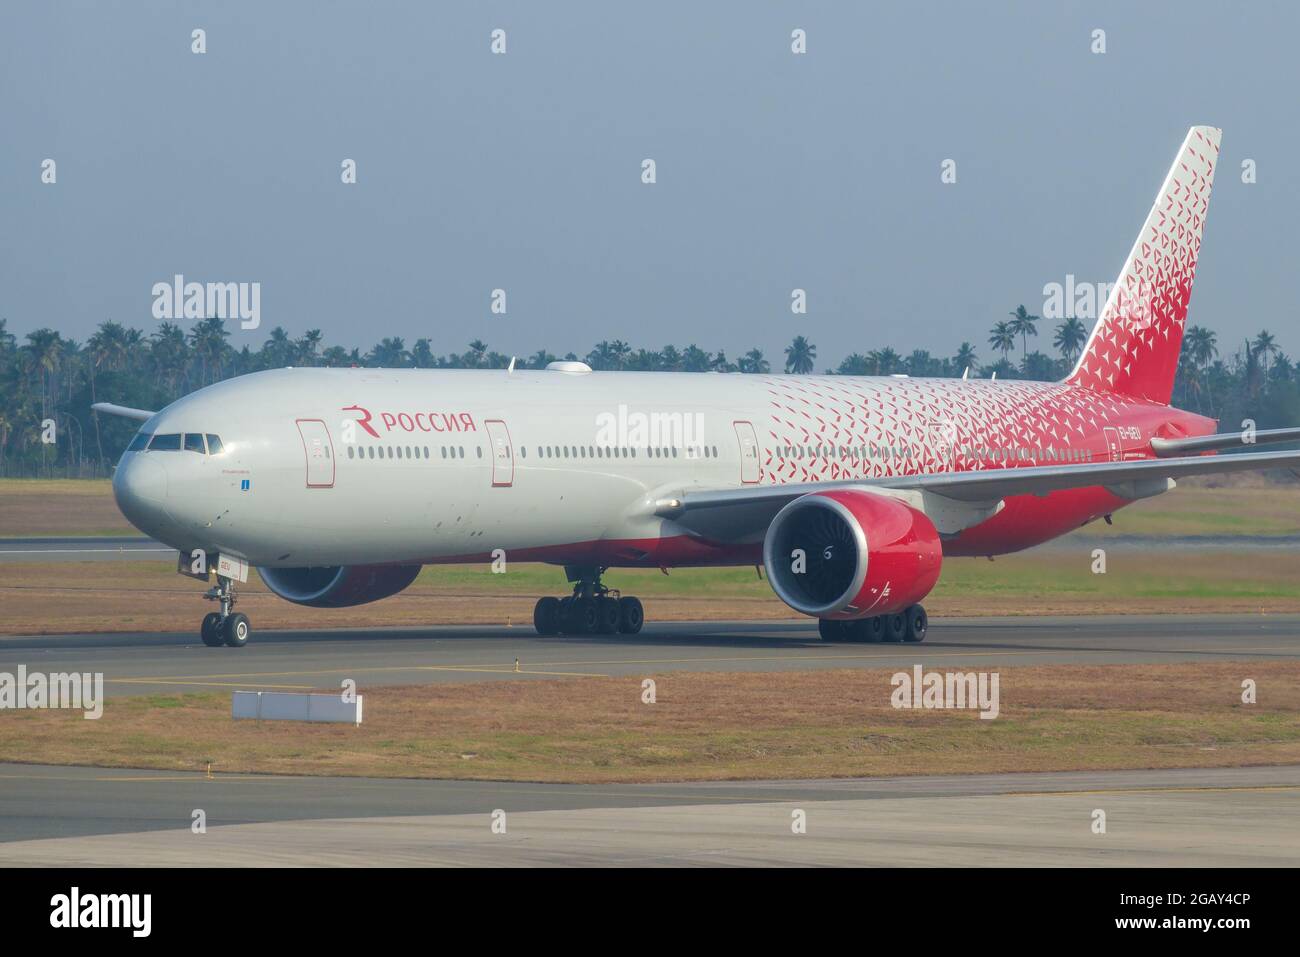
865,616 -> 885,643
596,596 -> 621,634
883,613 -> 907,643
617,596 -> 644,635
223,612 -> 250,648
566,597 -> 599,635
533,596 -> 561,636
200,612 -> 224,647
903,605 -> 928,643
818,619 -> 852,641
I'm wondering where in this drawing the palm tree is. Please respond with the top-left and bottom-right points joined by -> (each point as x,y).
369,337 -> 409,367
409,339 -> 436,368
837,353 -> 871,376
260,327 -> 294,368
586,339 -> 631,371
321,345 -> 351,367
1008,305 -> 1039,366
1185,325 -> 1218,372
953,342 -> 978,374
738,348 -> 769,374
682,344 -> 712,372
784,336 -> 816,374
626,348 -> 660,371
189,317 -> 230,384
295,329 -> 323,366
1053,317 -> 1088,362
608,339 -> 631,370
869,347 -> 902,375
529,349 -> 557,369
658,345 -> 683,371
149,322 -> 190,393
21,329 -> 64,415
1253,330 -> 1279,373
467,340 -> 489,368
988,321 -> 1015,365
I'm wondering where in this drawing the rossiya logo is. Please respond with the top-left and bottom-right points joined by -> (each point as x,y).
341,405 -> 477,439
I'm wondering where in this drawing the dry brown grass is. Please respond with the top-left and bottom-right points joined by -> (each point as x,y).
0,479 -> 133,537
1,663 -> 1295,782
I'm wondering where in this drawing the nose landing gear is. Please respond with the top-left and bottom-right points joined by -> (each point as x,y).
817,604 -> 927,643
533,566 -> 644,636
200,575 -> 251,648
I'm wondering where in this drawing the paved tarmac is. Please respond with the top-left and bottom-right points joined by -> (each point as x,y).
0,615 -> 1295,697
0,763 -> 1294,866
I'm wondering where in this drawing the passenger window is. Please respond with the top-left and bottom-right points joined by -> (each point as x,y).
206,434 -> 224,455
184,433 -> 206,454
127,432 -> 151,452
148,434 -> 181,451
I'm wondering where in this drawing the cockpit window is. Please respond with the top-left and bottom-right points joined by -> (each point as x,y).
206,434 -> 224,454
127,432 -> 151,452
148,433 -> 182,451
184,433 -> 206,454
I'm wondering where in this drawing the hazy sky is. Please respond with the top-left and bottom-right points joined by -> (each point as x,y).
2,1 -> 1296,367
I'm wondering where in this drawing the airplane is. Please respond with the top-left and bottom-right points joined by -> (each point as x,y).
96,126 -> 1300,648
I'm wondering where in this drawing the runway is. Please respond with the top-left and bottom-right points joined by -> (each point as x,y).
0,615 -> 1296,697
0,536 -> 172,562
0,762 -> 1295,866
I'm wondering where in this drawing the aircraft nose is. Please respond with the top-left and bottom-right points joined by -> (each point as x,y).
112,455 -> 169,529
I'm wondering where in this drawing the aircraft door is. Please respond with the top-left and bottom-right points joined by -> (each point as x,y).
296,419 -> 335,488
1103,426 -> 1123,462
485,419 -> 514,487
733,420 -> 761,484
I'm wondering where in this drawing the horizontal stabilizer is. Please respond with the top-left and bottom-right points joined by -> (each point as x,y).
1151,427 -> 1300,457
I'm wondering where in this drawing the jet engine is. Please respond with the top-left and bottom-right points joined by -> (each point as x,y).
257,564 -> 422,608
762,489 -> 942,618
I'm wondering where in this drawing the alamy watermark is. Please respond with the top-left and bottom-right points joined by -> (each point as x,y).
0,666 -> 103,719
595,404 -> 705,449
152,274 -> 260,330
891,665 -> 999,719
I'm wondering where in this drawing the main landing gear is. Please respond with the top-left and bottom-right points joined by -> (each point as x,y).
818,604 -> 927,643
533,566 -> 644,636
199,575 -> 251,648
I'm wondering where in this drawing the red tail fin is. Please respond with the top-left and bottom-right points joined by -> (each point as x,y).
1066,126 -> 1220,404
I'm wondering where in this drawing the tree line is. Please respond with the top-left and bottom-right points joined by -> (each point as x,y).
0,306 -> 1295,476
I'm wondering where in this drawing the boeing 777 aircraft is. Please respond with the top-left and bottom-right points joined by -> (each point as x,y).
97,127 -> 1300,647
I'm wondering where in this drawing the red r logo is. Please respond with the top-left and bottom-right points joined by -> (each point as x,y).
342,405 -> 380,438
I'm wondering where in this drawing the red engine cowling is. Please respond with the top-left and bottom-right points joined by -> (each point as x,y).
762,490 -> 942,618
257,564 -> 422,608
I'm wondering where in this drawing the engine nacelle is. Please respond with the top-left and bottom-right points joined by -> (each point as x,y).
762,489 -> 942,618
257,564 -> 422,608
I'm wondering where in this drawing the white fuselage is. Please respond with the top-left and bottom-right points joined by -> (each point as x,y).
112,365 -> 1147,569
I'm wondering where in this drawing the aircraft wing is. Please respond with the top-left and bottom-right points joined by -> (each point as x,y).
653,448 -> 1300,537
91,402 -> 156,422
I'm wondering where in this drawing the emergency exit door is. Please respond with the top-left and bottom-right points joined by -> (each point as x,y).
1103,426 -> 1123,462
485,419 -> 514,487
733,420 -> 761,484
296,419 -> 335,488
